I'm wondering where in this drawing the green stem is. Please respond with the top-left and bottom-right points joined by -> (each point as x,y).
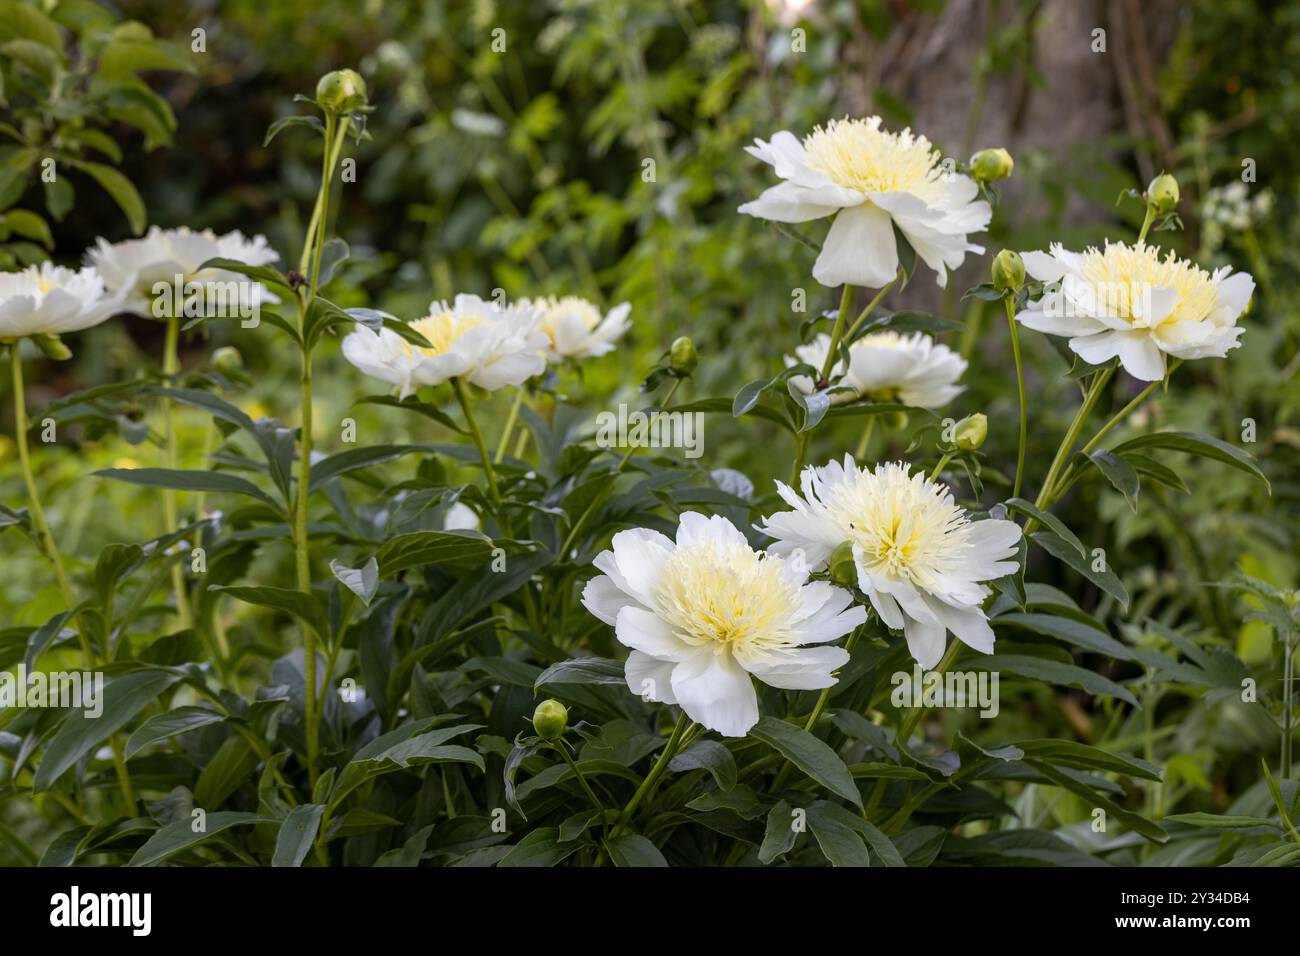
1283,637 -> 1295,780
929,452 -> 954,483
819,284 -> 855,382
609,712 -> 690,840
1137,204 -> 1157,245
291,111 -> 350,785
1024,365 -> 1116,536
495,385 -> 527,463
556,739 -> 605,815
772,628 -> 861,791
864,639 -> 965,817
853,415 -> 876,461
842,273 -> 900,344
1003,296 -> 1028,499
9,343 -> 135,813
452,377 -> 501,506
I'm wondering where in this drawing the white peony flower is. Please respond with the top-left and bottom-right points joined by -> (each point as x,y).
0,262 -> 123,339
88,226 -> 279,317
758,459 -> 1021,670
342,293 -> 547,397
787,330 -> 966,408
581,512 -> 867,736
519,295 -> 632,362
1015,241 -> 1255,382
738,116 -> 990,289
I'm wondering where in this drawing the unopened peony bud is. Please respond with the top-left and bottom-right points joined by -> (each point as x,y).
969,147 -> 1013,183
213,346 -> 243,373
991,250 -> 1025,294
532,699 -> 569,741
828,541 -> 858,587
316,69 -> 368,113
669,336 -> 698,375
954,413 -> 988,451
1146,173 -> 1180,216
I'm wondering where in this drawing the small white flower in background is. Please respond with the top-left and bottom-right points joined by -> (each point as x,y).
1015,242 -> 1255,382
519,295 -> 632,362
443,501 -> 480,531
787,330 -> 966,408
0,262 -> 123,339
739,116 -> 990,289
758,459 -> 1020,670
581,512 -> 866,736
342,293 -> 547,398
88,226 -> 279,316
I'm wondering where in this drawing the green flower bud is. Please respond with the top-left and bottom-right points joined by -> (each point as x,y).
532,699 -> 569,741
883,410 -> 909,431
1146,173 -> 1179,216
669,336 -> 698,375
991,249 -> 1025,294
953,413 -> 988,451
32,334 -> 72,361
212,346 -> 243,373
969,147 -> 1014,183
316,69 -> 368,114
828,540 -> 858,587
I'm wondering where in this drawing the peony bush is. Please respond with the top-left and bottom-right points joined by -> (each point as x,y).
1,38 -> 1296,870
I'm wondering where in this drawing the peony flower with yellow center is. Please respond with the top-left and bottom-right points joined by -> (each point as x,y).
341,293 -> 546,397
739,116 -> 990,289
1015,241 -> 1254,381
581,512 -> 866,736
518,295 -> 632,362
787,329 -> 966,408
88,226 -> 279,317
0,262 -> 123,340
758,459 -> 1021,669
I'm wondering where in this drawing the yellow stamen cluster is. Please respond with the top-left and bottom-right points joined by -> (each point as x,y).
655,541 -> 798,656
1076,242 -> 1218,330
406,309 -> 483,356
826,466 -> 968,587
803,117 -> 946,205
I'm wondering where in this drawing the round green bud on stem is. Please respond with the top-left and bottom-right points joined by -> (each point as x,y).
828,540 -> 858,587
316,69 -> 368,114
532,699 -> 569,741
213,346 -> 243,373
969,147 -> 1014,183
669,336 -> 698,375
954,413 -> 988,451
991,249 -> 1025,294
1146,172 -> 1179,216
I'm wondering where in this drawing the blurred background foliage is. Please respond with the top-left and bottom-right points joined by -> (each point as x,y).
2,0 -> 1298,852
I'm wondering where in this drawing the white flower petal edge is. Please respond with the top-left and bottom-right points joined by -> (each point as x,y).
1015,241 -> 1255,381
757,458 -> 1021,669
787,330 -> 966,409
88,226 -> 279,316
739,117 -> 990,289
580,512 -> 866,736
519,295 -> 632,362
0,263 -> 124,339
341,293 -> 547,396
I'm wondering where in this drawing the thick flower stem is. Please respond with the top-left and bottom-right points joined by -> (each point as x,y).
790,285 -> 855,485
294,356 -> 319,783
452,377 -> 502,506
1003,296 -> 1028,499
609,711 -> 690,841
10,345 -> 135,814
771,627 -> 862,792
161,315 -> 195,632
1022,365 -> 1115,536
494,385 -> 527,463
291,110 -> 351,786
843,273 -> 900,343
1137,205 -> 1157,245
864,639 -> 965,818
